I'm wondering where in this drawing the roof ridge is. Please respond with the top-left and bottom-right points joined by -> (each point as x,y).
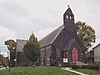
51,25 -> 64,44
39,25 -> 64,47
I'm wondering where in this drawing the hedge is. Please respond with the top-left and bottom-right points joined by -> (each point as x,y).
72,65 -> 100,70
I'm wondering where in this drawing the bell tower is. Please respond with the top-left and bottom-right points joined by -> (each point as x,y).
63,5 -> 74,26
62,5 -> 77,48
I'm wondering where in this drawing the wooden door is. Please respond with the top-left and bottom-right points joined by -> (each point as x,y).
72,48 -> 78,63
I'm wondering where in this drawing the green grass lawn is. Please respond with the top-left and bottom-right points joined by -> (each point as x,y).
0,66 -> 78,75
75,69 -> 100,75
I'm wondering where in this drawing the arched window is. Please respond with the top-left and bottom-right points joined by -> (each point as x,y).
70,16 -> 72,19
66,15 -> 68,19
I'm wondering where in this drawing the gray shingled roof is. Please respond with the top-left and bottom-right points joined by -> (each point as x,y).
39,25 -> 64,48
93,43 -> 100,49
63,39 -> 80,51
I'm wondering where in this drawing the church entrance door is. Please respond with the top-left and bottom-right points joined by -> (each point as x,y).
72,48 -> 78,63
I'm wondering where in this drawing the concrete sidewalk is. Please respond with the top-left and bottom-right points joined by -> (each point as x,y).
62,67 -> 88,75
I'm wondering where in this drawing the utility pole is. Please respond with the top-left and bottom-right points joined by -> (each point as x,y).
7,51 -> 10,72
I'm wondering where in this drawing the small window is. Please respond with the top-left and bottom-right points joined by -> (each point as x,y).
70,16 -> 71,19
66,15 -> 68,19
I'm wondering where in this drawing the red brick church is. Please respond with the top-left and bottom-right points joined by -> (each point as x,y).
39,6 -> 86,65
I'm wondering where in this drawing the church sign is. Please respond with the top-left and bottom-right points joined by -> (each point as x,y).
63,58 -> 68,63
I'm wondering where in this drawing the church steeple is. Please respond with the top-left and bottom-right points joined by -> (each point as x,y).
63,5 -> 74,25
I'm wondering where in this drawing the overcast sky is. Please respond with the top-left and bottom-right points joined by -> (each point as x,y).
0,0 -> 100,53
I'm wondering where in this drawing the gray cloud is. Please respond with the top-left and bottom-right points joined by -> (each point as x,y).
0,0 -> 30,17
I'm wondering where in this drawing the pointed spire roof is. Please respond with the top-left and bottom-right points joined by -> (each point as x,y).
64,5 -> 74,16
